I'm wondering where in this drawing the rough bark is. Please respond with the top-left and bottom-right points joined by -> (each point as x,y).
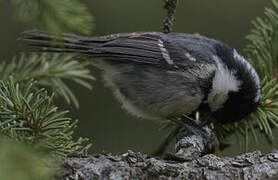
55,150 -> 278,180
54,128 -> 278,180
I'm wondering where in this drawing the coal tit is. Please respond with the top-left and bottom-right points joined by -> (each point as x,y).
21,31 -> 261,124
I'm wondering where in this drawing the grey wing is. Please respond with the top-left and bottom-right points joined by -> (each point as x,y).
90,32 -> 218,69
21,31 -> 216,70
22,31 -> 167,66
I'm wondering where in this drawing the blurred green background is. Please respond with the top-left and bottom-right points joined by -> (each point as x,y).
0,0 -> 276,156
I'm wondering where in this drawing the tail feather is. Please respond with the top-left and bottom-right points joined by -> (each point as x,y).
21,30 -> 97,53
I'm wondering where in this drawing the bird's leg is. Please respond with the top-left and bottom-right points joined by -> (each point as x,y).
180,112 -> 214,128
175,114 -> 200,128
152,114 -> 197,157
199,114 -> 213,127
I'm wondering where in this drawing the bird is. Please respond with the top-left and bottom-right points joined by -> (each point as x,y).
20,30 -> 261,125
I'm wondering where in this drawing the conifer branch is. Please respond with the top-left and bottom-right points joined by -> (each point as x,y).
246,0 -> 278,78
10,0 -> 94,35
0,53 -> 95,108
0,77 -> 91,156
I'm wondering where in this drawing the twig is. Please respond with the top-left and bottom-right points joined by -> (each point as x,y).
162,0 -> 179,33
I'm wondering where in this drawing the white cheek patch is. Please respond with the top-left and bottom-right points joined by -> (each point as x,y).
207,56 -> 242,111
158,39 -> 173,65
233,49 -> 261,103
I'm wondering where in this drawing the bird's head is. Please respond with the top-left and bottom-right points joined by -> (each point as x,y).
208,43 -> 261,123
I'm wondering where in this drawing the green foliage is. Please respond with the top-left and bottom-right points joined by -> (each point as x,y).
0,0 -> 95,178
0,138 -> 54,180
246,0 -> 278,78
253,78 -> 278,136
0,77 -> 91,156
0,53 -> 95,108
10,0 -> 94,35
242,0 -> 278,145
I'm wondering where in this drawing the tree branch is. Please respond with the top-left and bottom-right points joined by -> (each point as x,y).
55,150 -> 278,179
54,127 -> 278,180
162,0 -> 178,33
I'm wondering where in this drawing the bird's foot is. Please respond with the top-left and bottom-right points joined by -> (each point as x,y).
165,116 -> 216,162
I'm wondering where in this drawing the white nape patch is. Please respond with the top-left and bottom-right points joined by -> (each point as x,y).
233,49 -> 261,102
158,39 -> 173,65
207,56 -> 242,111
185,52 -> 196,62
